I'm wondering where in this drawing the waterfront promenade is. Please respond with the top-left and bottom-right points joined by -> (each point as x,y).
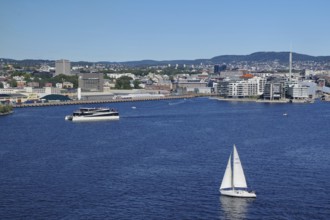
12,94 -> 317,108
211,97 -> 291,103
13,95 -> 199,108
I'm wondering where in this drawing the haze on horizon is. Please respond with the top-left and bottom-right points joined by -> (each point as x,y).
1,0 -> 330,62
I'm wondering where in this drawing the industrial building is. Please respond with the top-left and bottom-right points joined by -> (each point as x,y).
78,73 -> 104,92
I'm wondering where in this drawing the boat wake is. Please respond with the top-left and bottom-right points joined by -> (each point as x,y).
168,99 -> 187,106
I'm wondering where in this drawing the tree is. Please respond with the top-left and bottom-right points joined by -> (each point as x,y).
23,73 -> 32,82
0,104 -> 13,113
10,79 -> 17,88
133,80 -> 141,89
0,82 -> 3,88
49,74 -> 78,88
115,76 -> 133,89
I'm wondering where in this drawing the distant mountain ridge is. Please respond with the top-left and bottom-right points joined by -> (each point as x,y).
1,52 -> 330,67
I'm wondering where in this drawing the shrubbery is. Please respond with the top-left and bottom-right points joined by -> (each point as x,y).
0,105 -> 13,114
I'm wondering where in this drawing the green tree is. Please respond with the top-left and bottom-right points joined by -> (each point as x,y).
133,80 -> 141,89
48,74 -> 78,88
10,79 -> 17,88
0,82 -> 3,88
0,104 -> 13,113
23,73 -> 32,82
115,76 -> 132,89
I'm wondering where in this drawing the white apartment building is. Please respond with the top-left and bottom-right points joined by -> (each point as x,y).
222,76 -> 266,98
107,73 -> 135,80
287,84 -> 309,99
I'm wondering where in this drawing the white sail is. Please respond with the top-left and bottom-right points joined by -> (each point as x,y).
233,145 -> 248,188
220,154 -> 232,189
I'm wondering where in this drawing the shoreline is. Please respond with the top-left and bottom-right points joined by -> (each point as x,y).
12,95 -> 198,108
211,97 -> 290,103
10,95 -> 317,108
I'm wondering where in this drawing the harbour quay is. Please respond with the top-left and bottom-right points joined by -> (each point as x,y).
12,94 -> 198,108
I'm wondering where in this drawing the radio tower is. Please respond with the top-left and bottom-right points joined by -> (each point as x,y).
289,48 -> 292,83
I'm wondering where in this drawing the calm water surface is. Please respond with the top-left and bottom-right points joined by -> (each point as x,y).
1,98 -> 330,219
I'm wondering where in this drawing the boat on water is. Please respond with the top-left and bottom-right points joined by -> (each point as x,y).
219,144 -> 256,198
65,107 -> 119,122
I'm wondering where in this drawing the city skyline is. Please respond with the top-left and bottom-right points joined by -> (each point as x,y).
1,0 -> 330,62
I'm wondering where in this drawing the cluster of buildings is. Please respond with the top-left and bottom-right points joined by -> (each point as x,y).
1,54 -> 330,104
173,53 -> 330,102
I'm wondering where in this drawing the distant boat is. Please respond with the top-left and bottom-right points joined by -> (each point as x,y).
220,145 -> 256,198
283,113 -> 288,116
132,106 -> 136,109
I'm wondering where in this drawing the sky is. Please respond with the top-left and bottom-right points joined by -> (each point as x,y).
1,0 -> 330,62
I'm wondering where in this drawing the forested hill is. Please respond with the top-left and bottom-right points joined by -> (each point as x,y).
2,52 -> 330,67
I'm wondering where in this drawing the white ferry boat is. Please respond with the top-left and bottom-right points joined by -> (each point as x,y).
65,107 -> 119,122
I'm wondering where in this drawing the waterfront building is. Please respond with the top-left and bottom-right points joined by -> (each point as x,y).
263,82 -> 286,100
55,59 -> 71,76
248,76 -> 267,95
217,76 -> 266,98
1,86 -> 61,104
145,79 -> 172,92
0,88 -> 26,94
218,80 -> 247,98
0,93 -> 27,104
229,81 -> 243,97
24,86 -> 61,96
217,80 -> 230,97
78,73 -> 104,92
173,79 -> 207,95
287,84 -> 309,99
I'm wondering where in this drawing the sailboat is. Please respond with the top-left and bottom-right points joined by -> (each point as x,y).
219,145 -> 256,198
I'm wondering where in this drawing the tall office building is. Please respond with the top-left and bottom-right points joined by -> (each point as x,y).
55,59 -> 71,76
214,64 -> 226,74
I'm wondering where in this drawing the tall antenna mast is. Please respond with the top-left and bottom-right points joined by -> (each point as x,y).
289,46 -> 292,83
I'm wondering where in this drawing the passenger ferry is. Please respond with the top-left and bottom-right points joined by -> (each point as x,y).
65,107 -> 119,122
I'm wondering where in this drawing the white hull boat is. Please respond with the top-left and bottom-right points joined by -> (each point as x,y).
65,107 -> 119,122
219,145 -> 256,198
220,189 -> 256,198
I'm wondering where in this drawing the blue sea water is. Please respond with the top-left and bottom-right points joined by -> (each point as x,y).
0,98 -> 330,219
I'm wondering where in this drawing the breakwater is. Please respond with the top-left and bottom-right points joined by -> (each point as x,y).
13,95 -> 198,108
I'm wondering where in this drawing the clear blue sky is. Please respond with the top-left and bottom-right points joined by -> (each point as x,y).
1,0 -> 329,62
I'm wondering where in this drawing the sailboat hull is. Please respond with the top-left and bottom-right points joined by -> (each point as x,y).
220,189 -> 256,198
